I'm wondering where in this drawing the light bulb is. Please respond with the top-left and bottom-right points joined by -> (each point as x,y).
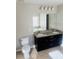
48,7 -> 51,11
45,7 -> 47,11
52,7 -> 54,10
41,7 -> 44,10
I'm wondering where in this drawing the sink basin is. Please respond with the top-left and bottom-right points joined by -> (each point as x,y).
41,31 -> 59,35
36,33 -> 47,37
53,31 -> 59,34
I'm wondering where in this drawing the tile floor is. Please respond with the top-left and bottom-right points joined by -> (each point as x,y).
16,46 -> 63,59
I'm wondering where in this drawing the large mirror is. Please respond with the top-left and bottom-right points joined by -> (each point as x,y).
33,13 -> 59,32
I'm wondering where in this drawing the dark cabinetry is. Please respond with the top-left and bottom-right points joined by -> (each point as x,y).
34,34 -> 63,51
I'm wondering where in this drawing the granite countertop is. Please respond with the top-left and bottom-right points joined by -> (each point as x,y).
34,29 -> 63,38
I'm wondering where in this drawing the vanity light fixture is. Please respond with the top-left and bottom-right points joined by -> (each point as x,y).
40,6 -> 54,11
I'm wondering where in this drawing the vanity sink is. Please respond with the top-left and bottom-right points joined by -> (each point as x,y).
39,30 -> 60,36
36,33 -> 48,37
34,29 -> 62,38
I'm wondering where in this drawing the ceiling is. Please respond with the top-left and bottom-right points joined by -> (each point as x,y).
17,0 -> 63,6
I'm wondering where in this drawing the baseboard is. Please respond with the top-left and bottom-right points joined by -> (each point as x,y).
16,48 -> 22,52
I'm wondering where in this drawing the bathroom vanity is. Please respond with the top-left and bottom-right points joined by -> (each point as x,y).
34,29 -> 63,51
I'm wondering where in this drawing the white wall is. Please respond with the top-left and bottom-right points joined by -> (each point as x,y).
16,3 -> 40,39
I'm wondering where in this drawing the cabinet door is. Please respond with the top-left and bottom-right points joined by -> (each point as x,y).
36,37 -> 49,51
48,34 -> 63,47
54,34 -> 63,44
